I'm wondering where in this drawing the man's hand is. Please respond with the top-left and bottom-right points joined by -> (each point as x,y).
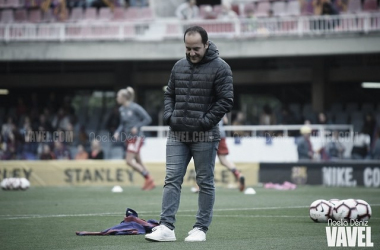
113,132 -> 119,140
131,127 -> 138,135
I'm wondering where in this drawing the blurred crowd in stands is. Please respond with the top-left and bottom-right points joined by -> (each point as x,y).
1,91 -> 380,161
0,93 -> 105,160
1,0 -> 379,24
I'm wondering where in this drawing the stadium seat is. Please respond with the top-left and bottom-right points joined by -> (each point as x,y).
5,0 -> 21,8
14,9 -> 27,23
112,7 -> 126,21
352,120 -> 364,132
272,1 -> 287,17
363,0 -> 378,12
84,7 -> 97,22
334,113 -> 348,124
330,103 -> 343,113
302,103 -> 313,117
243,2 -> 255,17
345,103 -> 359,112
125,7 -> 139,20
347,0 -> 362,13
139,7 -> 154,20
289,103 -> 301,115
287,0 -> 301,16
0,9 -> 14,23
99,7 -> 112,21
42,9 -> 55,22
350,111 -> 363,122
213,4 -> 223,15
361,103 -> 374,113
376,113 -> 380,125
28,9 -> 42,23
255,2 -> 271,17
69,7 -> 83,22
0,0 -> 6,9
304,113 -> 317,124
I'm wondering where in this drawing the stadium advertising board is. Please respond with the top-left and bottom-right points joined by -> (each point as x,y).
0,161 -> 259,187
259,162 -> 380,187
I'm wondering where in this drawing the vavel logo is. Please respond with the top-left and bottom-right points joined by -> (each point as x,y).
326,220 -> 374,247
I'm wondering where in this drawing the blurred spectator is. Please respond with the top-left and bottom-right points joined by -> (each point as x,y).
259,104 -> 276,125
0,134 -> 5,159
46,92 -> 59,114
30,93 -> 40,115
176,0 -> 199,20
40,144 -> 56,160
325,130 -> 345,159
362,113 -> 377,145
297,125 -> 313,160
54,141 -> 71,159
106,106 -> 121,135
217,3 -> 237,20
232,112 -> 247,137
89,140 -> 104,159
321,0 -> 338,15
19,116 -> 32,138
38,114 -> 53,133
128,0 -> 148,7
268,9 -> 274,18
52,108 -> 70,131
279,107 -> 297,125
333,0 -> 348,13
41,0 -> 53,13
372,129 -> 380,160
78,125 -> 90,148
317,112 -> 330,124
54,0 -> 69,22
313,0 -> 330,15
17,98 -> 27,117
66,0 -> 87,9
75,144 -> 89,160
2,117 -> 16,142
92,0 -> 119,10
351,128 -> 371,159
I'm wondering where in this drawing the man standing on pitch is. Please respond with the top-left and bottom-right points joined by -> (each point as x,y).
145,26 -> 233,242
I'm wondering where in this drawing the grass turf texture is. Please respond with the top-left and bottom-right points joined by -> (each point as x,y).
0,186 -> 379,250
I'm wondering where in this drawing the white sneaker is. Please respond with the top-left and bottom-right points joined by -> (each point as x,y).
145,225 -> 176,242
184,227 -> 206,242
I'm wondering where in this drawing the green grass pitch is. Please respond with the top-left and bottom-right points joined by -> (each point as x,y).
1,186 -> 379,250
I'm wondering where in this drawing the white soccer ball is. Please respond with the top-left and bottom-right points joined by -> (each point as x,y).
355,199 -> 372,222
1,178 -> 9,190
19,178 -> 30,190
8,178 -> 21,190
309,199 -> 333,222
328,199 -> 340,206
332,199 -> 358,221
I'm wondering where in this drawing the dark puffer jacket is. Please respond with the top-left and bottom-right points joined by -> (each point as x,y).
164,41 -> 234,141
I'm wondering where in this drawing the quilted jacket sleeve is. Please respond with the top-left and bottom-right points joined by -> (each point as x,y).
163,67 -> 175,125
200,62 -> 234,130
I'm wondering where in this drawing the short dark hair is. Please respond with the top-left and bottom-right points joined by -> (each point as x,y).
184,26 -> 208,45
